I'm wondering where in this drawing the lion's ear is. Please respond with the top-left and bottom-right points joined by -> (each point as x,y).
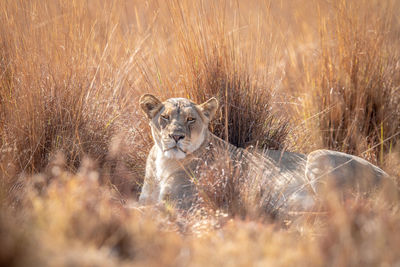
198,97 -> 219,122
139,94 -> 163,119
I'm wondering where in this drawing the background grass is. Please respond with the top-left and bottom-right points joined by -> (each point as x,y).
1,0 -> 400,266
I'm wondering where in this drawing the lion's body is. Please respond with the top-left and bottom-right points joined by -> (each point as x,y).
139,95 -> 389,210
305,149 -> 388,194
140,131 -> 214,209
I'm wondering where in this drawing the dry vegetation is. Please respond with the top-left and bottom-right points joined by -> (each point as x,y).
1,0 -> 400,266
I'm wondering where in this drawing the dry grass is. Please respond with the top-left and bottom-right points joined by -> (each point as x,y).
312,0 -> 400,163
1,0 -> 400,266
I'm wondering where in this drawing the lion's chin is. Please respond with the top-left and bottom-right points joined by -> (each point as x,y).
164,148 -> 186,159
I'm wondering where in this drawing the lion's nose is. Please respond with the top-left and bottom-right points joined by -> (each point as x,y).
170,134 -> 185,142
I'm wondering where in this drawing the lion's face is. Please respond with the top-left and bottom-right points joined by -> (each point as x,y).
140,94 -> 218,159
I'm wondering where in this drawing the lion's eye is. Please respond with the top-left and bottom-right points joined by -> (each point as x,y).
160,114 -> 169,121
187,117 -> 196,123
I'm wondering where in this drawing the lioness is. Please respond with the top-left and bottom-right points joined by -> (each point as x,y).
139,94 -> 389,210
139,94 -> 225,209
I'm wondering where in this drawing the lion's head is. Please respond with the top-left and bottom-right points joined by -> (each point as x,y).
139,94 -> 218,159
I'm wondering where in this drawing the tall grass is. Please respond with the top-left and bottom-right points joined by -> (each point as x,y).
313,0 -> 400,163
1,0 -> 400,266
166,1 -> 289,149
0,0 -> 150,197
281,1 -> 400,161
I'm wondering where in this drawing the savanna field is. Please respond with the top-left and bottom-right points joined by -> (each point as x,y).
1,0 -> 400,266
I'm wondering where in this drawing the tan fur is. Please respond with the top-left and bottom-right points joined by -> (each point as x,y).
305,149 -> 388,194
139,95 -> 220,209
139,95 -> 390,210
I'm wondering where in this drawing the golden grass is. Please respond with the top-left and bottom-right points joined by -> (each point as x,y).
1,0 -> 400,266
